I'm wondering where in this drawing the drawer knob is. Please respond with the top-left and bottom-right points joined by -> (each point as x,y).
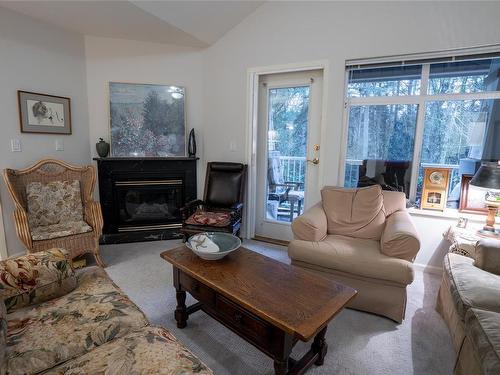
192,282 -> 200,292
234,313 -> 243,323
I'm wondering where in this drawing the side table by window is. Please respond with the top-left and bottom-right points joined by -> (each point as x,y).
444,225 -> 500,259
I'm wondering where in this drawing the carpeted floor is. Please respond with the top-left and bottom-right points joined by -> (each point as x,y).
100,239 -> 455,375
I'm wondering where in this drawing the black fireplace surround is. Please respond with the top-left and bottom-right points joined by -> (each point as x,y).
94,157 -> 197,244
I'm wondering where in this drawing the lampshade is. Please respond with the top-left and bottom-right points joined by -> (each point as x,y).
470,161 -> 500,190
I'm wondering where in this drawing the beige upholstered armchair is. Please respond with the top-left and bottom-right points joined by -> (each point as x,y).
288,185 -> 420,323
3,159 -> 104,267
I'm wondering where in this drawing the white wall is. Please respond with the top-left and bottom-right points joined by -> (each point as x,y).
84,36 -> 205,195
2,1 -> 498,266
202,1 -> 500,268
0,7 -> 91,256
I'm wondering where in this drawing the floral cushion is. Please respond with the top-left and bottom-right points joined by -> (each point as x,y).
26,180 -> 84,228
0,249 -> 76,313
5,266 -> 149,375
30,221 -> 92,241
0,302 -> 7,375
44,326 -> 213,375
185,211 -> 231,227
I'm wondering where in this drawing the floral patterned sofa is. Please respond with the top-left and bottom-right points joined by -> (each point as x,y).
0,249 -> 213,375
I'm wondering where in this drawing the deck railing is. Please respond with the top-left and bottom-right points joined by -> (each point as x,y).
278,156 -> 306,187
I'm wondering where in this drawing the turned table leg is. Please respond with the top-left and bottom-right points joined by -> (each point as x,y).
175,290 -> 188,328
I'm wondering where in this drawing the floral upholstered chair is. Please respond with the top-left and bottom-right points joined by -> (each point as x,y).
3,159 -> 104,267
0,249 -> 213,374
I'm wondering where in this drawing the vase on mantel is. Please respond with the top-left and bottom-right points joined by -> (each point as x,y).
188,129 -> 197,157
96,138 -> 110,157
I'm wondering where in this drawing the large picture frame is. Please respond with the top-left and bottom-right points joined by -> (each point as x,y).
18,91 -> 71,134
109,82 -> 186,157
459,174 -> 488,214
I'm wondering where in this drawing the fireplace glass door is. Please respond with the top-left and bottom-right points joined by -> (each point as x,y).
115,180 -> 183,228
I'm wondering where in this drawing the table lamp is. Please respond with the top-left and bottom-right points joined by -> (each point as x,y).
470,161 -> 500,236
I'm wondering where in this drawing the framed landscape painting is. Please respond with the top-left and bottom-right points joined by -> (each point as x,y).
109,82 -> 186,157
18,91 -> 71,134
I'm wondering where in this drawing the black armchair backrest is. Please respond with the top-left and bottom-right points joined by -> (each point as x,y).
204,162 -> 247,208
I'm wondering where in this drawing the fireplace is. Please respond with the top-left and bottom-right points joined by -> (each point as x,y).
115,179 -> 183,229
94,157 -> 197,243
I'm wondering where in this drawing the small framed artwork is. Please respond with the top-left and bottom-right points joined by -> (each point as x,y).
456,217 -> 468,228
459,174 -> 488,214
18,91 -> 71,134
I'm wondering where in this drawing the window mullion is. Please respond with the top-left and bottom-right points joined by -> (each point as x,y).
420,91 -> 500,101
409,64 -> 430,203
348,95 -> 420,106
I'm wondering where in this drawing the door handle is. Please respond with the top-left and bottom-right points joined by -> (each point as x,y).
307,158 -> 319,165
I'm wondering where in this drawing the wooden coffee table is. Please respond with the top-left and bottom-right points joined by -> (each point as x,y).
161,246 -> 356,375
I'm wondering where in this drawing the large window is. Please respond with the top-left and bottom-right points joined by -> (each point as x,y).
343,55 -> 500,208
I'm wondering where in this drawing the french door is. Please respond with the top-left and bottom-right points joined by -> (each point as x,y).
254,70 -> 323,241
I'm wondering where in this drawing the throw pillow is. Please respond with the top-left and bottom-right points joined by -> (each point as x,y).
0,248 -> 77,313
321,185 -> 386,240
26,180 -> 84,228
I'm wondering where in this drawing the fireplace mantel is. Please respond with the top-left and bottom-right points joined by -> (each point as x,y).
93,157 -> 198,161
94,157 -> 198,244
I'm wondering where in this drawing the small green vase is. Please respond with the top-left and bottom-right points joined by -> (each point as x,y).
96,138 -> 110,157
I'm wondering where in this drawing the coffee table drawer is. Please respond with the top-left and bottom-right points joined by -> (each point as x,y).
179,273 -> 215,305
215,294 -> 272,346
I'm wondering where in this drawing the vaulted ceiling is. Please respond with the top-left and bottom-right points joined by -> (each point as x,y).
0,1 -> 264,47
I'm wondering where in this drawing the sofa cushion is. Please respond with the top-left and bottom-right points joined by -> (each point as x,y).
288,235 -> 414,284
185,211 -> 231,227
321,185 -> 386,240
0,248 -> 76,313
464,308 -> 500,375
0,302 -> 6,375
475,238 -> 500,276
44,326 -> 213,375
5,266 -> 148,375
26,180 -> 84,228
30,220 -> 92,241
444,253 -> 500,320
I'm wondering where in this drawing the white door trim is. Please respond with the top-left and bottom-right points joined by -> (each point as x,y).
245,60 -> 330,239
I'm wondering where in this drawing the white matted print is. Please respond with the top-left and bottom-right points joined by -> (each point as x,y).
18,91 -> 71,134
26,100 -> 65,127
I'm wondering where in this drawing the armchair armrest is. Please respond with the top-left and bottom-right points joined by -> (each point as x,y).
381,211 -> 420,261
12,208 -> 32,250
84,200 -> 103,236
475,239 -> 500,275
180,199 -> 204,220
291,203 -> 327,241
0,249 -> 77,312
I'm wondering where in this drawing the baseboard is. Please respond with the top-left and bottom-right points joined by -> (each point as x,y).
252,236 -> 289,247
413,262 -> 442,275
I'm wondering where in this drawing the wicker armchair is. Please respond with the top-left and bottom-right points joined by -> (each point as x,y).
3,159 -> 104,267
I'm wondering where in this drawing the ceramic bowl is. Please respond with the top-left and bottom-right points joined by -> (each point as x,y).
185,232 -> 241,260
